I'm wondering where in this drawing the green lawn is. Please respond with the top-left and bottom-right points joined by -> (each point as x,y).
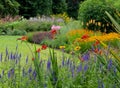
0,36 -> 69,65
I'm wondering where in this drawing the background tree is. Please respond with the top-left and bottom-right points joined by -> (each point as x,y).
66,0 -> 84,19
0,0 -> 20,17
52,0 -> 67,14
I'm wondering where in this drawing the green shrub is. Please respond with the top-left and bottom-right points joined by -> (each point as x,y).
12,29 -> 27,35
78,0 -> 116,33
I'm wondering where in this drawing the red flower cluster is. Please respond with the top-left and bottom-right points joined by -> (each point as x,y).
81,34 -> 89,39
93,40 -> 102,55
51,29 -> 57,35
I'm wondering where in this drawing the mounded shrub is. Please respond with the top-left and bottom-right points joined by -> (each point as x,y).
27,31 -> 53,44
78,0 -> 116,33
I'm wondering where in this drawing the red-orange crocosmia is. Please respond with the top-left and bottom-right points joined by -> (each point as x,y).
17,36 -> 28,41
41,45 -> 47,50
93,39 -> 100,46
93,48 -> 102,55
36,48 -> 40,53
81,34 -> 89,39
51,29 -> 57,35
32,58 -> 35,61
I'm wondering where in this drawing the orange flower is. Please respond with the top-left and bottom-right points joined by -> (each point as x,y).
32,58 -> 35,61
93,40 -> 100,46
41,45 -> 47,50
17,36 -> 28,41
93,48 -> 102,55
36,48 -> 40,52
81,34 -> 89,40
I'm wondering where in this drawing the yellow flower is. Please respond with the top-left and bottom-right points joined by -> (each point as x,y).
59,46 -> 65,49
74,46 -> 81,51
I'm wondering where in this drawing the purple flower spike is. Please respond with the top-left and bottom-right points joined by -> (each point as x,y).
8,71 -> 10,78
84,64 -> 88,72
77,64 -> 82,73
47,60 -> 51,70
28,67 -> 32,74
62,59 -> 64,66
32,70 -> 37,79
108,59 -> 112,70
82,52 -> 90,61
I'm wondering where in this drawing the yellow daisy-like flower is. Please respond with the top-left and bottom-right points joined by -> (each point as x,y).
59,46 -> 65,49
74,46 -> 81,51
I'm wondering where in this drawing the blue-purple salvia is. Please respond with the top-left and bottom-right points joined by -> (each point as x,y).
84,64 -> 88,72
77,63 -> 82,73
10,52 -> 13,59
32,70 -> 37,80
108,59 -> 112,70
8,71 -> 11,78
81,52 -> 90,61
62,59 -> 64,66
28,67 -> 32,74
47,60 -> 51,70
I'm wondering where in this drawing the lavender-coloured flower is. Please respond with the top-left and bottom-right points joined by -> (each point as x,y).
62,59 -> 64,66
71,64 -> 75,77
32,70 -> 37,79
108,59 -> 112,70
84,64 -> 88,72
10,52 -> 13,59
28,67 -> 32,74
66,58 -> 70,66
77,64 -> 82,73
8,71 -> 10,78
81,52 -> 90,61
11,68 -> 14,75
47,60 -> 51,70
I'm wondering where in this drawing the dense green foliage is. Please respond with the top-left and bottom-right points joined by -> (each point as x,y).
66,0 -> 84,19
0,0 -> 20,17
52,0 -> 67,14
78,0 -> 116,33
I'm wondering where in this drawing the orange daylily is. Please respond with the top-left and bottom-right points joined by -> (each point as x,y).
17,36 -> 28,41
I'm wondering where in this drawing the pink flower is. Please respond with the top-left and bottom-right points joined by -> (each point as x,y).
51,25 -> 61,30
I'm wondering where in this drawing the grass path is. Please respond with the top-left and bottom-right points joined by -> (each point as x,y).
0,36 -> 70,65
